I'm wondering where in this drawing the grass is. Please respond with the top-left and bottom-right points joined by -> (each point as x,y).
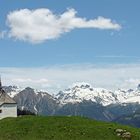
0,116 -> 140,140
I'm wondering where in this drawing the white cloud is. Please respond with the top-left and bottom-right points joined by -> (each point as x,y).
6,8 -> 121,44
0,64 -> 140,94
12,78 -> 48,83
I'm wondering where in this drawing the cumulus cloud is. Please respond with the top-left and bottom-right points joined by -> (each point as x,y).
0,64 -> 140,94
6,8 -> 121,43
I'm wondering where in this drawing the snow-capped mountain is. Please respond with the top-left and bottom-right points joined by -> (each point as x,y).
56,83 -> 140,106
2,83 -> 140,122
57,83 -> 117,106
3,85 -> 52,98
114,85 -> 140,104
3,86 -> 59,115
3,83 -> 140,107
13,87 -> 59,115
3,85 -> 23,98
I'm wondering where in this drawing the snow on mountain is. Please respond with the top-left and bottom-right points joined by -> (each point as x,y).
114,84 -> 140,104
3,86 -> 51,98
3,85 -> 23,98
119,85 -> 140,104
56,83 -> 140,106
12,87 -> 59,115
3,83 -> 140,107
123,96 -> 140,104
56,83 -> 117,106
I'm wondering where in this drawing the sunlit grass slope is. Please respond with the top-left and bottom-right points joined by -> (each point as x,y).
0,116 -> 140,140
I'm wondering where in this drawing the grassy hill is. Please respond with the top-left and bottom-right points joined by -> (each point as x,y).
0,116 -> 140,140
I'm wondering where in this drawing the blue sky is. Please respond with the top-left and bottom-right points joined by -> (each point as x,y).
0,0 -> 140,92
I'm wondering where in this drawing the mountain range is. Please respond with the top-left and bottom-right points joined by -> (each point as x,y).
3,83 -> 140,127
56,83 -> 140,106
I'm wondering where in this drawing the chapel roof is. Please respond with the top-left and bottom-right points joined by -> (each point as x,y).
0,77 -> 16,106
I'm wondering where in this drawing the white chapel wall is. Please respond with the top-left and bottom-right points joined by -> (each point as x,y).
0,104 -> 17,119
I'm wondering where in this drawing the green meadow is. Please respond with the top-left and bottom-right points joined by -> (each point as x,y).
0,116 -> 140,140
